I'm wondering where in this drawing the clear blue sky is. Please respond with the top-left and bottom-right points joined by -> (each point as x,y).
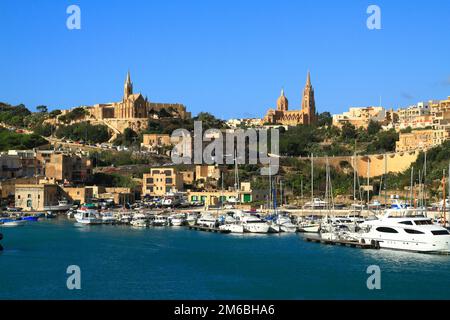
0,0 -> 449,119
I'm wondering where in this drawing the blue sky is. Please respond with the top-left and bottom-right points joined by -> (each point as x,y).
0,0 -> 449,119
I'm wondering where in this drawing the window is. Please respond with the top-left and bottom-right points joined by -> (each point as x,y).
399,221 -> 413,225
166,178 -> 173,184
376,227 -> 398,233
18,195 -> 21,199
28,194 -> 32,198
404,229 -> 424,234
146,178 -> 154,184
415,220 -> 433,225
431,230 -> 450,236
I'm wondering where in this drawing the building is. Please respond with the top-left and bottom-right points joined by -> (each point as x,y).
333,106 -> 388,129
15,183 -> 60,211
62,186 -> 94,204
61,72 -> 191,136
7,150 -> 41,177
142,168 -> 184,196
0,154 -> 22,179
36,151 -> 92,183
397,102 -> 433,130
396,128 -> 450,153
180,170 -> 195,185
187,182 -> 265,206
99,187 -> 135,205
263,72 -> 316,126
195,165 -> 221,181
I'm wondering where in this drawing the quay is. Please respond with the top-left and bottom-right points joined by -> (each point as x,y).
188,225 -> 231,233
303,234 -> 377,249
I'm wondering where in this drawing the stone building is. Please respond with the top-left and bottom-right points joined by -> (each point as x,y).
75,72 -> 191,135
15,183 -> 60,211
332,106 -> 388,129
264,72 -> 316,126
142,168 -> 184,196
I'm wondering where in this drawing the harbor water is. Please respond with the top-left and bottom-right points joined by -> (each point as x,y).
1,218 -> 450,299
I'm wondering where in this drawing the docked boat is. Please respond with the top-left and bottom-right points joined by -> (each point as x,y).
152,215 -> 169,226
197,213 -> 218,228
353,210 -> 450,254
44,200 -> 72,212
169,214 -> 186,226
75,210 -> 102,225
303,198 -> 328,210
185,212 -> 198,226
101,212 -> 118,224
130,213 -> 148,227
239,214 -> 270,233
219,223 -> 245,233
21,215 -> 39,222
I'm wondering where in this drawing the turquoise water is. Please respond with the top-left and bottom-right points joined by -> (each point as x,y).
1,218 -> 449,299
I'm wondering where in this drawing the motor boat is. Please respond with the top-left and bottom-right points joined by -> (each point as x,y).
101,212 -> 118,224
353,209 -> 450,254
0,218 -> 26,227
169,214 -> 186,226
274,213 -> 297,233
303,198 -> 328,210
44,200 -> 72,212
238,214 -> 270,233
21,215 -> 39,222
197,213 -> 218,228
219,222 -> 245,233
152,215 -> 169,226
185,212 -> 198,226
130,213 -> 148,227
75,210 -> 102,225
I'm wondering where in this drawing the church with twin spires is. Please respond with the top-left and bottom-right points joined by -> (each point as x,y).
263,71 -> 317,126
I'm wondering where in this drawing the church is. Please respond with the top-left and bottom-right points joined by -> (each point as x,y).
85,72 -> 191,133
263,71 -> 316,126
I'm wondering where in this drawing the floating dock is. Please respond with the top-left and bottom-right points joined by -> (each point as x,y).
188,225 -> 231,233
303,234 -> 377,249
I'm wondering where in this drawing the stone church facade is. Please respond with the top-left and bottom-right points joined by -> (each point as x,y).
82,72 -> 190,134
264,72 -> 316,126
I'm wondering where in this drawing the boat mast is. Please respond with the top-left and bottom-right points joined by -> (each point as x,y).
384,153 -> 387,209
424,151 -> 427,215
367,158 -> 370,206
410,167 -> 414,207
311,153 -> 314,211
442,169 -> 446,226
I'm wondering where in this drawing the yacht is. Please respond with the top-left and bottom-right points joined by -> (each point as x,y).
130,213 -> 148,227
274,214 -> 297,233
185,212 -> 198,226
353,210 -> 450,254
152,215 -> 169,226
239,214 -> 270,233
303,198 -> 328,210
219,222 -> 245,233
197,213 -> 218,228
44,200 -> 72,212
169,214 -> 186,226
75,210 -> 102,225
101,212 -> 117,224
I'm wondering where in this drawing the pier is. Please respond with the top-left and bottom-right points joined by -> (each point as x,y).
303,234 -> 377,249
188,225 -> 231,233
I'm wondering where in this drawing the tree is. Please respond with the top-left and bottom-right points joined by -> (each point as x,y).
341,122 -> 357,141
317,112 -> 332,127
367,120 -> 382,136
36,105 -> 48,113
49,109 -> 62,118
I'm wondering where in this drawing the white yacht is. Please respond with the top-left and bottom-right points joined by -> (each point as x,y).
75,210 -> 102,225
169,214 -> 186,226
197,213 -> 218,228
152,215 -> 169,226
219,222 -> 245,233
274,214 -> 297,233
101,212 -> 117,224
185,212 -> 198,226
303,198 -> 328,210
239,214 -> 270,233
44,200 -> 72,212
130,213 -> 148,227
354,210 -> 450,254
